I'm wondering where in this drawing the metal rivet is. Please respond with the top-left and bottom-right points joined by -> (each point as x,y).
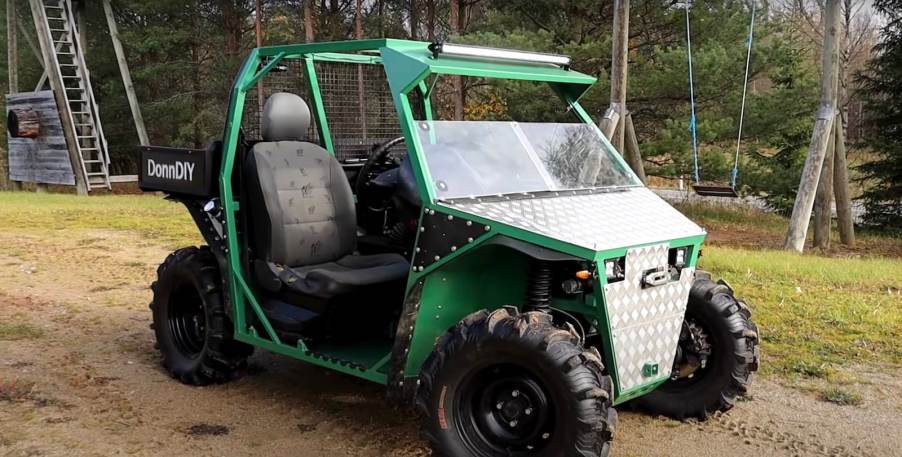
467,237 -> 474,242
447,214 -> 453,220
434,255 -> 440,261
435,315 -> 440,319
466,221 -> 472,226
525,408 -> 533,415
512,390 -> 519,397
509,420 -> 518,427
420,227 -> 425,232
415,247 -> 421,252
484,225 -> 491,231
450,246 -> 457,252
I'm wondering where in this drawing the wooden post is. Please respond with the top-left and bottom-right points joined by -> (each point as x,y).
6,0 -> 23,190
28,0 -> 88,195
784,0 -> 840,253
103,0 -> 148,145
598,106 -> 620,140
303,0 -> 315,42
608,0 -> 629,153
624,112 -> 647,183
75,1 -> 87,57
832,113 -> 855,245
813,122 -> 835,249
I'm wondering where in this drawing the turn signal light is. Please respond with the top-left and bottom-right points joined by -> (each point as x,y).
575,270 -> 591,280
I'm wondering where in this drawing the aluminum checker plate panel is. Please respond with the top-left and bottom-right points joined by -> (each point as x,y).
604,243 -> 694,392
440,187 -> 704,251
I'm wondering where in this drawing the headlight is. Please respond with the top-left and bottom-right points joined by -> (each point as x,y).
669,246 -> 690,268
603,257 -> 625,283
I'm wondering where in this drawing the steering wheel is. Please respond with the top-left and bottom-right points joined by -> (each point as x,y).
355,137 -> 407,199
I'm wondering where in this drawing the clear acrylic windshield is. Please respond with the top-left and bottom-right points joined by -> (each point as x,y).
414,121 -> 640,199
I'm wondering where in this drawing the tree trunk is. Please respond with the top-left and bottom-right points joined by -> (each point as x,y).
356,0 -> 367,138
608,0 -> 629,154
784,0 -> 841,253
813,122 -> 835,249
410,0 -> 419,39
426,0 -> 436,41
7,108 -> 41,139
832,113 -> 855,246
304,0 -> 315,42
223,2 -> 242,57
624,112 -> 647,183
450,0 -> 464,120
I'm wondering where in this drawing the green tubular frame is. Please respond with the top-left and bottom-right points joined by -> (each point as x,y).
216,39 -> 702,403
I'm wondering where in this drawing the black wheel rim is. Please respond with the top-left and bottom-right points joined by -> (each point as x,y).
167,283 -> 206,358
456,363 -> 555,456
667,314 -> 713,388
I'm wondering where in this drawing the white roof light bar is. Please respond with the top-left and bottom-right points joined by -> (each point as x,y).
428,42 -> 572,69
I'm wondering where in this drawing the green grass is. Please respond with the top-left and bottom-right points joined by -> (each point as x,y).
0,318 -> 44,341
0,192 -> 200,248
700,244 -> 902,378
819,387 -> 863,406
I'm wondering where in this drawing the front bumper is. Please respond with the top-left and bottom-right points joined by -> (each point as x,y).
600,243 -> 695,395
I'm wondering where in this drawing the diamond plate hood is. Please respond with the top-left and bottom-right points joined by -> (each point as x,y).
440,187 -> 705,252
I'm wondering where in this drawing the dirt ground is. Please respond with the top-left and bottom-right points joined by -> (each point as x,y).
2,228 -> 901,457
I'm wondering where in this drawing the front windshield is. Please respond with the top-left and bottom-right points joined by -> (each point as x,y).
415,121 -> 640,199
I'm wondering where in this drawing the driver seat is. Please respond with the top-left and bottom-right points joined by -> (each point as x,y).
245,93 -> 409,303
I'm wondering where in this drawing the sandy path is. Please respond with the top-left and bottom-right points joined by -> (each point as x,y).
1,229 -> 900,457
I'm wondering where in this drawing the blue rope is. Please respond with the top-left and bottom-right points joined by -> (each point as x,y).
685,6 -> 700,184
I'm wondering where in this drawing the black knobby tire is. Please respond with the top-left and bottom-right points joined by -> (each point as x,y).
417,308 -> 617,457
633,271 -> 759,419
150,246 -> 253,385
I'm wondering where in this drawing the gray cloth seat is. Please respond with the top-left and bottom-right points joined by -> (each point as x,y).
246,92 -> 408,300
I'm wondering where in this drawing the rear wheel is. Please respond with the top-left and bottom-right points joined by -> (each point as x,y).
150,246 -> 253,385
417,308 -> 617,457
633,271 -> 759,419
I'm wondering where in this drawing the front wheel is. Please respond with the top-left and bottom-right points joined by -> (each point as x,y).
633,271 -> 759,419
150,246 -> 253,385
417,308 -> 617,457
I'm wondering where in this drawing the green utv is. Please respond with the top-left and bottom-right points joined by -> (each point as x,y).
139,40 -> 759,456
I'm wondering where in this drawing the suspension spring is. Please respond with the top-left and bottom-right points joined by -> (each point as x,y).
526,261 -> 553,313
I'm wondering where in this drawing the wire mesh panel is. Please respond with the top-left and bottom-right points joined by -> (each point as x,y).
314,61 -> 404,162
242,58 -> 319,143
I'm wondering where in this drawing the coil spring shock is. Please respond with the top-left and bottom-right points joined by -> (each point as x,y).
526,261 -> 552,313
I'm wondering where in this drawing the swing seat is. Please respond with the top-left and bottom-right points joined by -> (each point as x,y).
692,183 -> 738,198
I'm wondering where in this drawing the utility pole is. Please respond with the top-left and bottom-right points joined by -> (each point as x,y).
600,0 -> 646,183
785,0 -> 841,252
103,0 -> 148,145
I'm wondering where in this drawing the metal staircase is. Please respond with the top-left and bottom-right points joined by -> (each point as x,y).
33,0 -> 111,191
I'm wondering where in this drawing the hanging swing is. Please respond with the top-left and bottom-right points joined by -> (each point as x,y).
684,1 -> 756,198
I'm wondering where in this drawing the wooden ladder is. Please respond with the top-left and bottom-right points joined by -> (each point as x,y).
33,0 -> 111,191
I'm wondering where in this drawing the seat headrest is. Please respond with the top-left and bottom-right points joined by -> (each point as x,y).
261,92 -> 311,141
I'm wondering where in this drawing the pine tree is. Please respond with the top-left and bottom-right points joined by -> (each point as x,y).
858,0 -> 902,232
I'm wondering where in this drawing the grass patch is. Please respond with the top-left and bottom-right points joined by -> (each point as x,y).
0,192 -> 200,248
700,246 -> 902,377
0,319 -> 44,341
819,387 -> 863,406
